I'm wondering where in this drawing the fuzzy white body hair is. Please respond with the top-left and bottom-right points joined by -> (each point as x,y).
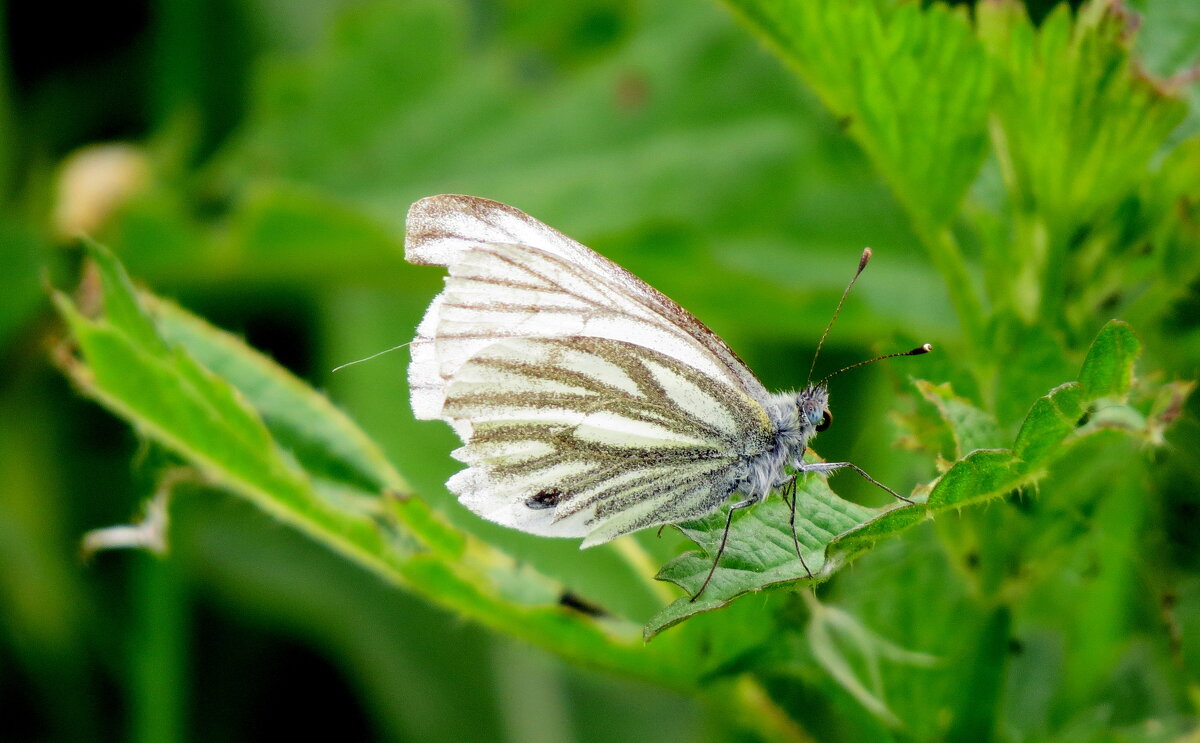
738,386 -> 832,505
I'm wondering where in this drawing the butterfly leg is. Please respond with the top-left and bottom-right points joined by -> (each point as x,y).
799,461 -> 914,504
783,475 -> 814,579
691,495 -> 761,602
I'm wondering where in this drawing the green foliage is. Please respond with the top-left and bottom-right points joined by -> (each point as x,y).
725,0 -> 993,230
648,320 -> 1162,639
979,1 -> 1190,327
57,242 -> 686,685
6,0 -> 1200,740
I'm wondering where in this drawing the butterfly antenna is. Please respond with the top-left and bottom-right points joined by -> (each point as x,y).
816,344 -> 933,388
332,341 -> 412,373
808,248 -> 873,385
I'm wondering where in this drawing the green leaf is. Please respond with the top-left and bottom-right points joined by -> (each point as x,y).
148,294 -> 406,498
1077,320 -> 1140,399
55,281 -> 379,568
717,0 -> 991,340
805,597 -> 937,728
83,238 -> 166,353
648,472 -> 876,638
926,449 -> 1022,509
55,243 -> 695,684
980,2 -> 1188,228
722,0 -> 992,228
978,1 -> 1189,321
913,379 -> 1002,456
1012,382 -> 1085,468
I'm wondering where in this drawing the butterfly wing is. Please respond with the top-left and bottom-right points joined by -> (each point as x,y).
406,194 -> 775,544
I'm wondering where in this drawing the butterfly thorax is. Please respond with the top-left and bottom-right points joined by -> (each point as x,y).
742,386 -> 831,500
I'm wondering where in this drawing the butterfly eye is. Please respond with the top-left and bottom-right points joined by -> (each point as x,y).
816,410 -> 832,432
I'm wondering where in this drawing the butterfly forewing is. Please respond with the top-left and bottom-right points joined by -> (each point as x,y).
407,195 -> 771,412
406,195 -> 777,544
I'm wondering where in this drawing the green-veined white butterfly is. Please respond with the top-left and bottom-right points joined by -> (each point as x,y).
406,194 -> 929,598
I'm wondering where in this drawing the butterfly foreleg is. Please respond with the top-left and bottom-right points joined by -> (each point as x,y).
780,475 -> 813,579
691,493 -> 763,602
798,461 -> 914,504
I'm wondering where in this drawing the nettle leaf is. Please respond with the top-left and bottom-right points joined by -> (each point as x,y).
83,236 -> 167,353
1012,382 -> 1085,468
979,1 -> 1187,228
983,319 -> 1079,427
649,472 -> 876,637
147,293 -> 408,499
646,320 -> 1155,639
913,379 -> 1002,456
1152,136 -> 1200,281
58,248 -> 319,525
1121,134 -> 1200,326
718,0 -> 992,338
55,244 -> 689,683
977,1 -> 1189,322
57,244 -> 453,576
722,0 -> 992,228
1077,318 -> 1141,399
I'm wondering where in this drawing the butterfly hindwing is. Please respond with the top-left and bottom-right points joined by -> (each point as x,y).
442,336 -> 774,543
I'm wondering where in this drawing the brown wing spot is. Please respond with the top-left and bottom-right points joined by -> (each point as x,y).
525,488 -> 566,510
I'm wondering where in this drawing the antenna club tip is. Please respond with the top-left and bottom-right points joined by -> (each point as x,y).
858,247 -> 872,271
911,343 -> 933,355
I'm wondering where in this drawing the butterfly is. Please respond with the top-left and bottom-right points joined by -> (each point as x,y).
405,194 -> 929,599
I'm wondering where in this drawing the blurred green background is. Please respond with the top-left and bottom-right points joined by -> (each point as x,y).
3,0 -> 1200,741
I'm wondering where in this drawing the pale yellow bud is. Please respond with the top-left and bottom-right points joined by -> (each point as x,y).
53,143 -> 149,239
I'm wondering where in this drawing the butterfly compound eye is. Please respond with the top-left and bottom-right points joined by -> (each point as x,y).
816,410 -> 832,432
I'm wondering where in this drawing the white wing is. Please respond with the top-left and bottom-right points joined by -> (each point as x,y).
405,194 -> 774,543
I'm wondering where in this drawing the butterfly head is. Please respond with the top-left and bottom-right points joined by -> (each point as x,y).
797,385 -> 832,435
767,385 -> 832,450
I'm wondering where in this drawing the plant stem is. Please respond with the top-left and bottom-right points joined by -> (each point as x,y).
729,676 -> 818,743
917,223 -> 985,346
